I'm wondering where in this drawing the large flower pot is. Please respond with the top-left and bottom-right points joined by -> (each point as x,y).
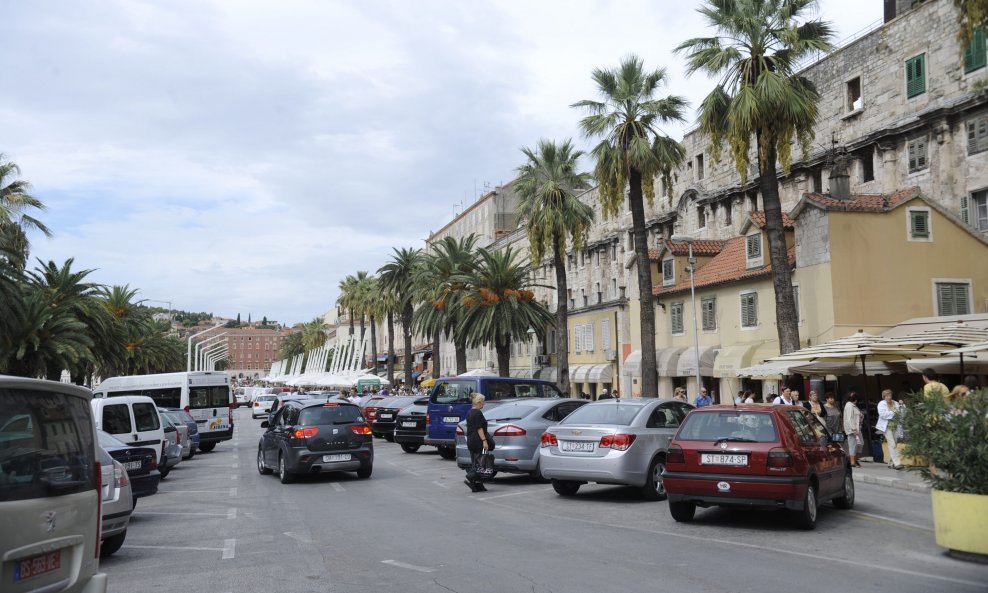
881,442 -> 923,467
931,489 -> 988,558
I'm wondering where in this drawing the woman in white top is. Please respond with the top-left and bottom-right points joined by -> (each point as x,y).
843,392 -> 863,468
876,389 -> 903,469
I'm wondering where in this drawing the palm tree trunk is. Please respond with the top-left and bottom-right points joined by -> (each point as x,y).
359,314 -> 366,367
757,131 -> 800,354
454,335 -> 467,375
348,309 -> 355,336
402,302 -> 413,388
370,314 -> 378,377
553,235 -> 571,396
629,169 -> 659,398
431,329 -> 440,380
495,333 -> 511,377
387,310 -> 395,384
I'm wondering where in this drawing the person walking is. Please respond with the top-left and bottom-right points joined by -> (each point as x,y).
921,368 -> 949,403
743,390 -> 756,404
598,389 -> 613,400
823,392 -> 842,435
464,393 -> 493,493
807,391 -> 827,423
694,387 -> 712,408
876,389 -> 903,469
843,392 -> 863,468
773,387 -> 794,405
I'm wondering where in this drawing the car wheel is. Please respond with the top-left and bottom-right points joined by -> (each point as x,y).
401,444 -> 420,453
158,459 -> 170,479
833,470 -> 855,510
669,501 -> 696,523
641,457 -> 668,501
552,479 -> 581,496
385,434 -> 395,443
198,442 -> 216,453
438,446 -> 456,460
131,496 -> 137,510
795,484 -> 818,530
100,530 -> 127,558
530,460 -> 549,483
357,464 -> 373,479
257,449 -> 272,475
278,454 -> 295,484
187,447 -> 196,460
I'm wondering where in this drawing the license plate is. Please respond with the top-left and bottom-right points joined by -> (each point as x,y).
378,414 -> 393,420
401,421 -> 417,428
15,550 -> 60,582
124,461 -> 142,471
443,416 -> 460,424
561,441 -> 595,452
323,454 -> 351,462
701,453 -> 748,466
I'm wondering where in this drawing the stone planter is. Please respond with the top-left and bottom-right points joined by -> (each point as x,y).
881,442 -> 923,467
931,489 -> 988,559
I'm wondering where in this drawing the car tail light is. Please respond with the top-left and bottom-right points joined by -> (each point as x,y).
254,401 -> 260,407
768,448 -> 793,468
494,425 -> 526,437
666,444 -> 684,464
425,414 -> 430,425
540,433 -> 558,447
113,459 -> 130,487
148,453 -> 157,471
350,425 -> 372,435
292,427 -> 320,439
600,434 -> 636,451
323,403 -> 339,407
94,460 -> 102,558
455,425 -> 464,436
184,405 -> 190,414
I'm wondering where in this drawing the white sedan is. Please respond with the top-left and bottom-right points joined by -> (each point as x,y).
251,395 -> 277,419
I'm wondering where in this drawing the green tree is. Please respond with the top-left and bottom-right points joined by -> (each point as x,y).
0,155 -> 51,270
355,274 -> 381,374
516,139 -> 594,394
279,331 -> 304,361
378,247 -> 423,386
573,56 -> 687,396
956,0 -> 988,47
453,247 -> 553,377
1,286 -> 93,378
676,0 -> 833,354
337,274 -> 360,337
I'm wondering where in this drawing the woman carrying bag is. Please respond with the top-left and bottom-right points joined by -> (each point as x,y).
465,392 -> 495,492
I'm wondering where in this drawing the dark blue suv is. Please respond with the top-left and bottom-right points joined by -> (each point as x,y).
426,377 -> 561,459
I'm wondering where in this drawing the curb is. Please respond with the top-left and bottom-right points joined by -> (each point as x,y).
856,471 -> 930,493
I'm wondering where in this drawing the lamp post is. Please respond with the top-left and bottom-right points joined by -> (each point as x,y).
670,235 -> 703,400
199,342 -> 227,371
526,327 -> 536,378
194,333 -> 228,371
205,345 -> 229,371
187,323 -> 223,371
145,299 -> 173,327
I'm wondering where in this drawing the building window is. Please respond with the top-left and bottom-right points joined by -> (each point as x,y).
662,258 -> 675,287
573,324 -> 583,353
968,115 -> 988,155
740,293 -> 758,328
582,289 -> 588,307
697,206 -> 706,228
860,150 -> 874,182
907,137 -> 928,173
612,278 -> 618,299
670,302 -> 684,335
696,154 -> 705,180
905,53 -> 926,98
846,76 -> 862,111
601,319 -> 611,350
724,200 -> 733,226
701,298 -> 716,331
549,330 -> 557,355
811,169 -> 822,193
596,282 -> 602,304
964,30 -> 987,73
908,208 -> 931,240
584,323 -> 594,351
936,282 -> 971,316
745,233 -> 763,265
962,190 -> 988,231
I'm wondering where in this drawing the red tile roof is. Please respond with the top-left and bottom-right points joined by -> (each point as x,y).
800,187 -> 919,212
653,236 -> 796,296
649,239 -> 726,261
747,210 -> 795,229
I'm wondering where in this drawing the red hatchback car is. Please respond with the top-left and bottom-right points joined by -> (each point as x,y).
662,404 -> 854,529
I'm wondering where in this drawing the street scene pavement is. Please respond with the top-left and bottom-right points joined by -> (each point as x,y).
100,408 -> 988,593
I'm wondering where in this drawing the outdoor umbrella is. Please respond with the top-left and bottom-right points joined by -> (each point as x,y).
882,321 -> 988,376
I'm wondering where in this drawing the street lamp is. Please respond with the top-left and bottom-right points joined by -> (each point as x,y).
526,326 -> 537,378
670,235 -> 703,400
194,333 -> 227,371
200,342 -> 227,371
187,323 -> 224,371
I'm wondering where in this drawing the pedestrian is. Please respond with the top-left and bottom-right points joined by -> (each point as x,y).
613,389 -> 621,400
964,375 -> 980,392
807,391 -> 827,422
694,387 -> 712,407
921,368 -> 949,403
876,389 -> 903,469
743,390 -> 756,404
773,387 -> 795,405
823,392 -> 842,435
673,388 -> 687,402
843,392 -> 863,468
598,389 -> 613,400
464,392 -> 493,493
948,383 -> 969,403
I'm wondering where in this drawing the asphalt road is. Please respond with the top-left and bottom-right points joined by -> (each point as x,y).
101,407 -> 988,593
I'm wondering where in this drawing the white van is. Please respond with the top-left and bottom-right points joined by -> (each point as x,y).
91,395 -> 165,465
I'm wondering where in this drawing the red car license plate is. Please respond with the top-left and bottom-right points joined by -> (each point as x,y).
15,550 -> 60,582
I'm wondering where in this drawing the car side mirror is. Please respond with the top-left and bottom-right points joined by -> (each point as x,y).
260,421 -> 270,429
830,432 -> 846,443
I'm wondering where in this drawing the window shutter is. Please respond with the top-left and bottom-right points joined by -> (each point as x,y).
961,194 -> 971,225
910,211 -> 929,237
601,319 -> 610,350
584,323 -> 594,352
954,284 -> 971,315
574,324 -> 583,353
746,234 -> 761,259
964,30 -> 987,73
906,54 -> 926,98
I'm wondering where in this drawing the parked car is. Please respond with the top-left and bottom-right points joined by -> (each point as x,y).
662,404 -> 853,530
257,400 -> 374,483
161,407 -> 199,457
97,430 -> 160,505
266,393 -> 310,423
0,375 -> 108,593
157,415 -> 184,479
159,408 -> 196,459
234,387 -> 250,407
539,399 -> 693,500
98,447 -> 133,557
371,395 -> 421,441
455,398 -> 589,479
252,394 -> 278,419
91,394 -> 164,465
393,397 -> 430,453
359,396 -> 388,427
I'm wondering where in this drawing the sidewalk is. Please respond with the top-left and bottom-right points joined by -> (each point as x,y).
853,458 -> 931,493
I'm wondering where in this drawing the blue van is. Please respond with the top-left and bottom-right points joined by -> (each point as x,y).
426,377 -> 562,459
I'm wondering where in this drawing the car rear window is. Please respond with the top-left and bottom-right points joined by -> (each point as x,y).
257,395 -> 276,402
0,389 -> 97,502
189,385 -> 230,408
97,431 -> 127,449
561,403 -> 642,426
102,404 -> 133,434
133,403 -> 161,431
431,380 -> 475,404
298,405 -> 363,426
485,404 -> 537,422
677,411 -> 779,442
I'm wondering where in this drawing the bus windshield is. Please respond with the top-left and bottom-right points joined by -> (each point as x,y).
189,386 -> 230,409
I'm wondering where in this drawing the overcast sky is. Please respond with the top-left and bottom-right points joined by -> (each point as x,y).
2,0 -> 882,325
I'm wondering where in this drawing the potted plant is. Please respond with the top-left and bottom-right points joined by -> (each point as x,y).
902,388 -> 988,560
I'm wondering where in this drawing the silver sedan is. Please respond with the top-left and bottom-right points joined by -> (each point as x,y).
539,399 -> 693,500
455,398 -> 588,479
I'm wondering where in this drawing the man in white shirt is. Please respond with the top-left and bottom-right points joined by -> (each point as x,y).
772,387 -> 794,405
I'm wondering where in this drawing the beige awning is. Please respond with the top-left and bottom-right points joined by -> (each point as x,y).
536,366 -> 557,382
571,364 -> 592,382
657,347 -> 687,377
676,345 -> 719,377
587,363 -> 613,382
624,350 -> 642,374
713,342 -> 764,378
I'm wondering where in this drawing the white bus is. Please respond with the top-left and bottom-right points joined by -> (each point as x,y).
93,371 -> 233,452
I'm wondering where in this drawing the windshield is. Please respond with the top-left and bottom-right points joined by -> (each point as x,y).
189,385 -> 230,409
677,411 -> 779,442
485,404 -> 537,422
298,405 -> 363,426
561,403 -> 642,426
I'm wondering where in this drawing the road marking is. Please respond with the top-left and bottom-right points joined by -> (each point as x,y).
849,510 -> 932,532
163,489 -> 234,494
284,531 -> 314,544
227,507 -> 237,520
222,538 -> 236,559
135,511 -> 229,517
381,560 -> 435,573
230,474 -> 238,480
330,483 -> 345,492
432,480 -> 449,489
124,544 -> 224,552
476,490 -> 535,500
231,463 -> 239,469
229,487 -> 237,497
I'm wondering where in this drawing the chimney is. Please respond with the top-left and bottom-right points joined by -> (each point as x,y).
884,0 -> 896,22
828,153 -> 851,200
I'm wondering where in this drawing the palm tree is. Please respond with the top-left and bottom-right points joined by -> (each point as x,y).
337,274 -> 360,337
572,56 -> 688,397
676,0 -> 833,354
279,331 -> 304,361
0,155 -> 52,269
378,247 -> 423,387
356,275 -> 382,375
454,247 -> 553,376
99,285 -> 148,377
2,286 -> 93,378
378,290 -> 401,384
413,234 -> 479,377
516,139 -> 594,394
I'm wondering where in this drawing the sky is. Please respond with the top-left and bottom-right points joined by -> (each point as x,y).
1,0 -> 883,326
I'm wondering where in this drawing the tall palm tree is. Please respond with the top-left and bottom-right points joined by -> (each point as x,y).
99,284 -> 147,377
378,290 -> 401,385
516,139 -> 594,394
279,331 -> 305,361
378,247 -> 423,387
337,274 -> 360,337
0,243 -> 24,350
2,286 -> 93,378
676,0 -> 833,354
0,155 -> 52,269
413,234 -> 479,377
301,317 -> 328,373
572,56 -> 688,397
454,247 -> 553,376
356,275 -> 382,375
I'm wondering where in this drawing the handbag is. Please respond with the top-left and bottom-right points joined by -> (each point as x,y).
474,451 -> 496,482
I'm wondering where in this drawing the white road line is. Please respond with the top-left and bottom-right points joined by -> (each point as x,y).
432,480 -> 449,489
283,531 -> 314,544
330,483 -> 345,492
230,474 -> 238,480
848,510 -> 932,532
227,507 -> 238,520
229,487 -> 237,497
135,511 -> 229,517
476,490 -> 536,500
381,560 -> 435,573
222,538 -> 236,560
163,489 -> 234,494
124,544 -> 224,552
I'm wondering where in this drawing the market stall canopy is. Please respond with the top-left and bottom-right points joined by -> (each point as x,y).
420,377 -> 436,388
735,360 -> 804,379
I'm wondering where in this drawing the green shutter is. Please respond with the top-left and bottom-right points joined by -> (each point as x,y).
961,195 -> 971,225
910,211 -> 929,238
906,54 -> 926,98
964,30 -> 987,73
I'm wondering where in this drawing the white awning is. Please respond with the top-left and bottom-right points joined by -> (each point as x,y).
676,345 -> 719,377
570,364 -> 592,382
624,350 -> 642,375
657,347 -> 687,377
713,343 -> 764,378
510,369 -> 532,378
587,363 -> 613,382
536,367 -> 557,382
